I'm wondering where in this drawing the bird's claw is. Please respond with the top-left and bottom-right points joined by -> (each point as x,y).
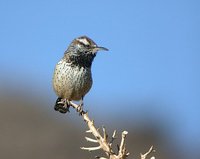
54,98 -> 70,114
77,103 -> 83,115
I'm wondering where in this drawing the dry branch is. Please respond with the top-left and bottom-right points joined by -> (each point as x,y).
140,146 -> 155,159
68,101 -> 155,159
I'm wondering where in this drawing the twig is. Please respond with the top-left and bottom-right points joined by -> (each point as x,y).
68,101 -> 155,159
140,146 -> 155,159
110,130 -> 117,147
69,101 -> 113,157
81,146 -> 101,151
118,131 -> 129,158
85,137 -> 98,143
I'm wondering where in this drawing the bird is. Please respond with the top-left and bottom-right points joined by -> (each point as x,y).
52,36 -> 108,113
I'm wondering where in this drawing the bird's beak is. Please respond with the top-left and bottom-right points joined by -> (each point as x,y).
93,46 -> 109,52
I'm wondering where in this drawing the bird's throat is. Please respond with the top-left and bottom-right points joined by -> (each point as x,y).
67,54 -> 96,68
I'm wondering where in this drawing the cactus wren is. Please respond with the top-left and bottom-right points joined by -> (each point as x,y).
52,36 -> 108,113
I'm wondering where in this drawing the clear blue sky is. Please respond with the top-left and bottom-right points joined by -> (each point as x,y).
0,0 -> 200,157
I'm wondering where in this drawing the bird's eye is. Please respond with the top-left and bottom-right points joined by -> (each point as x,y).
85,45 -> 90,48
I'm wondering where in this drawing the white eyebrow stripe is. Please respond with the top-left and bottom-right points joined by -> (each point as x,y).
77,38 -> 90,45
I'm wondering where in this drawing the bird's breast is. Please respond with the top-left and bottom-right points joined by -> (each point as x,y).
53,60 -> 93,100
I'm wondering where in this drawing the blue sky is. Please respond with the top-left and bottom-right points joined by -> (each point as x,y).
0,0 -> 200,157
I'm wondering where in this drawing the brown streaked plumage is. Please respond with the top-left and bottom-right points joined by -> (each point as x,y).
52,36 -> 108,113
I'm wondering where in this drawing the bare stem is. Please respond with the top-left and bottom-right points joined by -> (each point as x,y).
140,146 -> 155,159
68,101 -> 155,159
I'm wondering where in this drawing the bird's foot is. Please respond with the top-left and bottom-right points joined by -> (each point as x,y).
54,98 -> 70,114
77,103 -> 84,115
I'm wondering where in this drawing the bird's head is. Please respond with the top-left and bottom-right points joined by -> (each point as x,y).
66,36 -> 108,56
64,36 -> 108,67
